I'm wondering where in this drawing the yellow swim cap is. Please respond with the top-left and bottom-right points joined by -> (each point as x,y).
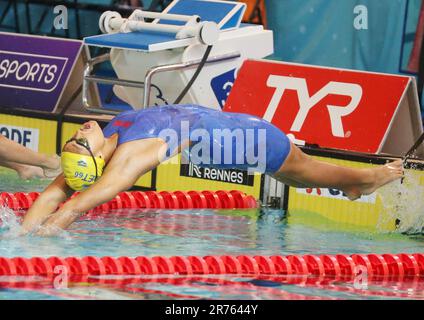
61,152 -> 105,191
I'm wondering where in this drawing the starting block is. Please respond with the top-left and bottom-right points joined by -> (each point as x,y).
83,0 -> 273,113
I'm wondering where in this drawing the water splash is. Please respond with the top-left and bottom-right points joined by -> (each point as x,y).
0,205 -> 23,238
378,168 -> 424,234
0,205 -> 73,240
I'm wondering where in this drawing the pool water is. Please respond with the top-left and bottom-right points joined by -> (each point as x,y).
1,167 -> 424,300
1,207 -> 424,300
0,167 -> 51,193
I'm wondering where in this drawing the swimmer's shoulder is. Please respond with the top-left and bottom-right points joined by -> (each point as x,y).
112,109 -> 138,120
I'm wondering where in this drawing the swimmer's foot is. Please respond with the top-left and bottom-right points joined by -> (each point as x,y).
343,160 -> 404,201
18,165 -> 45,180
42,154 -> 62,179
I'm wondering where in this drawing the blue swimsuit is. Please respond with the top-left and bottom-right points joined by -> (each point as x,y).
103,104 -> 290,174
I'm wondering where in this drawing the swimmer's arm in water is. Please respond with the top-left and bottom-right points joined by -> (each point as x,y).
20,174 -> 74,234
36,139 -> 165,236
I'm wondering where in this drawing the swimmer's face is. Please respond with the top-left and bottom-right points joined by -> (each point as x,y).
63,121 -> 105,156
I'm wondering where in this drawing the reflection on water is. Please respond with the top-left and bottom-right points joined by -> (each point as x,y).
1,274 -> 424,300
1,207 -> 423,258
1,199 -> 424,299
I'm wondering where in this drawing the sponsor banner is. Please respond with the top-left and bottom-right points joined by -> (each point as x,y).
0,124 -> 39,151
0,32 -> 82,112
286,155 -> 401,232
296,187 -> 376,204
180,161 -> 255,186
225,59 -> 411,153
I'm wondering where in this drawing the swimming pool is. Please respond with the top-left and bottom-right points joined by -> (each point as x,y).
0,168 -> 51,194
1,204 -> 424,300
0,166 -> 423,300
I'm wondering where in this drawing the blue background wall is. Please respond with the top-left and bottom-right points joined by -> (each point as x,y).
265,0 -> 423,111
265,0 -> 420,74
0,0 -> 157,38
1,0 -> 422,108
1,0 -> 420,75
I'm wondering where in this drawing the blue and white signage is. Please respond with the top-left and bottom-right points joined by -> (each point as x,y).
0,32 -> 82,112
0,124 -> 40,151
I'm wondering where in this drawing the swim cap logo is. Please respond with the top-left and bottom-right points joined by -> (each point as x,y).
0,51 -> 68,92
77,160 -> 87,167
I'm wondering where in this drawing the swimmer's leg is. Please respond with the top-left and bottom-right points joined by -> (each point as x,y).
0,135 -> 61,178
272,142 -> 403,200
0,160 -> 44,179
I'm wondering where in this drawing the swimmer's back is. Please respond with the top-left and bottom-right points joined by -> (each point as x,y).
103,104 -> 290,173
103,104 -> 214,145
103,104 -> 284,147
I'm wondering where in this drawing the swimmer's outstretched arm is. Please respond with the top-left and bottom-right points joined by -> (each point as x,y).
35,139 -> 164,236
21,175 -> 74,234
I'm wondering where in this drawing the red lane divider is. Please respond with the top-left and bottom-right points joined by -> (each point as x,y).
173,191 -> 194,209
0,192 -> 19,209
1,253 -> 423,277
187,191 -> 207,209
201,191 -> 222,209
160,191 -> 180,209
0,190 -> 259,212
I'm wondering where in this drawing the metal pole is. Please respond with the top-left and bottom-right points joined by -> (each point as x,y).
82,53 -> 110,109
143,51 -> 240,108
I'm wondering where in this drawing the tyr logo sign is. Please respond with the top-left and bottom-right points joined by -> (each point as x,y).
224,60 -> 411,153
263,75 -> 363,138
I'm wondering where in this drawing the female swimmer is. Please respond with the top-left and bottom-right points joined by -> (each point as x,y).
21,104 -> 403,235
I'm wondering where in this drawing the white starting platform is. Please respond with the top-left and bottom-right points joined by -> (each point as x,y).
83,0 -> 273,113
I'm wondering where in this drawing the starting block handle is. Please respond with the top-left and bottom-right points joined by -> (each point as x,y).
131,9 -> 200,23
100,10 -> 200,34
127,20 -> 185,34
99,10 -> 219,45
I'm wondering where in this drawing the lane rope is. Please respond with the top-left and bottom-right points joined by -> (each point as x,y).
0,190 -> 259,212
0,253 -> 423,277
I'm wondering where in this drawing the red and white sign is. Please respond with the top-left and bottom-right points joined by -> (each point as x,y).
225,59 -> 421,155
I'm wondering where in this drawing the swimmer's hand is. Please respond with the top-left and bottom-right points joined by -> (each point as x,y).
35,225 -> 67,237
35,209 -> 81,237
